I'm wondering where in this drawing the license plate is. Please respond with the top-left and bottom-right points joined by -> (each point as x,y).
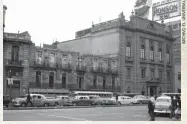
158,109 -> 163,111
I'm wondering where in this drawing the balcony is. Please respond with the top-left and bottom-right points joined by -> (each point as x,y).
61,63 -> 72,71
107,68 -> 118,74
5,59 -> 23,67
76,65 -> 87,72
145,77 -> 161,83
91,66 -> 103,73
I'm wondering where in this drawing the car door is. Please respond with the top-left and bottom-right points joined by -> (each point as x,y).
31,95 -> 37,106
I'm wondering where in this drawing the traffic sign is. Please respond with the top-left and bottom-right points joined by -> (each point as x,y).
8,78 -> 13,85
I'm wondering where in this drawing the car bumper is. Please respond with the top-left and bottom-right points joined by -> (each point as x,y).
154,109 -> 171,114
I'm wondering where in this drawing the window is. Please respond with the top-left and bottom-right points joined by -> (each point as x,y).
93,59 -> 98,69
36,51 -> 42,64
11,46 -> 19,62
127,67 -> 131,77
159,70 -> 162,79
62,54 -> 67,64
38,96 -> 41,99
111,61 -> 116,69
166,46 -> 170,63
103,76 -> 106,89
150,47 -> 154,60
103,60 -> 107,68
141,68 -> 146,78
178,72 -> 181,80
62,73 -> 66,88
140,45 -> 145,59
36,71 -> 41,87
167,71 -> 171,81
112,76 -> 115,90
93,75 -> 97,88
49,53 -> 55,64
126,42 -> 131,57
77,57 -> 82,67
158,48 -> 162,61
150,69 -> 154,78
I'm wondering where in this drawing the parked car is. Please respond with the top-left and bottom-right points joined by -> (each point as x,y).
101,99 -> 117,105
71,96 -> 94,106
55,96 -> 73,106
132,95 -> 150,104
12,94 -> 58,107
3,95 -> 11,107
89,95 -> 105,106
117,96 -> 134,105
154,96 -> 171,114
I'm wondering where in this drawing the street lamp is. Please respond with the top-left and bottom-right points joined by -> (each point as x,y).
7,70 -> 13,108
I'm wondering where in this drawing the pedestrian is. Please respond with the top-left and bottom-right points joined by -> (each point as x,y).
175,95 -> 181,119
170,96 -> 176,119
116,94 -> 118,102
148,97 -> 155,121
26,93 -> 33,107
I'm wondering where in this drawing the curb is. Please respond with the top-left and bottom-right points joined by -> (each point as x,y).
3,104 -> 146,110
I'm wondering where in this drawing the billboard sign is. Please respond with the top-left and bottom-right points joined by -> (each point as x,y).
152,0 -> 181,21
134,0 -> 152,19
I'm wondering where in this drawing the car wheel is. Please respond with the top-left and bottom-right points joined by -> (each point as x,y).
139,101 -> 143,104
129,102 -> 133,105
21,103 -> 26,107
73,103 -> 76,106
44,103 -> 49,107
118,102 -> 121,105
54,102 -> 58,106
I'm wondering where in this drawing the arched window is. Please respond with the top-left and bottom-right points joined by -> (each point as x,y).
158,48 -> 162,61
126,42 -> 131,57
150,46 -> 154,60
140,45 -> 145,59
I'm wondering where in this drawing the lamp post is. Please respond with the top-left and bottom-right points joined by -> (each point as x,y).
8,70 -> 13,108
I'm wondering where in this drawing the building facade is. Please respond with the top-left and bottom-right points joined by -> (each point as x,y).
3,32 -> 32,97
166,20 -> 181,93
57,14 -> 174,96
3,10 -> 175,97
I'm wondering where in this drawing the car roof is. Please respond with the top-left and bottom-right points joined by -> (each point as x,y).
157,96 -> 171,99
57,96 -> 69,97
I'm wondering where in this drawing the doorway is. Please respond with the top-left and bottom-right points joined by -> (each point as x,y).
49,72 -> 54,88
148,86 -> 157,96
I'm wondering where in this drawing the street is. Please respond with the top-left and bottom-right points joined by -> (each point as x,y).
3,105 -> 180,121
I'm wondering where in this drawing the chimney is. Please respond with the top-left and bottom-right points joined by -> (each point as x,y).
3,5 -> 7,32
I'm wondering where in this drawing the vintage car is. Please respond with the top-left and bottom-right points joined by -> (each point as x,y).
71,96 -> 95,106
132,95 -> 150,104
12,94 -> 58,107
89,95 -> 106,106
117,96 -> 134,105
101,99 -> 117,105
55,96 -> 73,106
154,96 -> 171,114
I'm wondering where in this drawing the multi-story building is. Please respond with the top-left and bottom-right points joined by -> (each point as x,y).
166,20 -> 181,93
3,32 -> 32,97
56,14 -> 174,96
3,9 -> 174,97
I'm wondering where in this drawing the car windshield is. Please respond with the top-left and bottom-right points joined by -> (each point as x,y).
156,99 -> 170,102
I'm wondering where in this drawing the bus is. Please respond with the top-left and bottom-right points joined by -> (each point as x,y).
70,91 -> 113,99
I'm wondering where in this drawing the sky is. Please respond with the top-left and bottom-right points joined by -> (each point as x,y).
3,0 -> 180,46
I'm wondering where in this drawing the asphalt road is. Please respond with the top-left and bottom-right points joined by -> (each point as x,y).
3,105 -> 180,121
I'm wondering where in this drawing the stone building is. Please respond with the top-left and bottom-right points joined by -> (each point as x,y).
3,32 -> 32,97
56,14 -> 174,96
3,8 -> 174,97
166,20 -> 181,93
